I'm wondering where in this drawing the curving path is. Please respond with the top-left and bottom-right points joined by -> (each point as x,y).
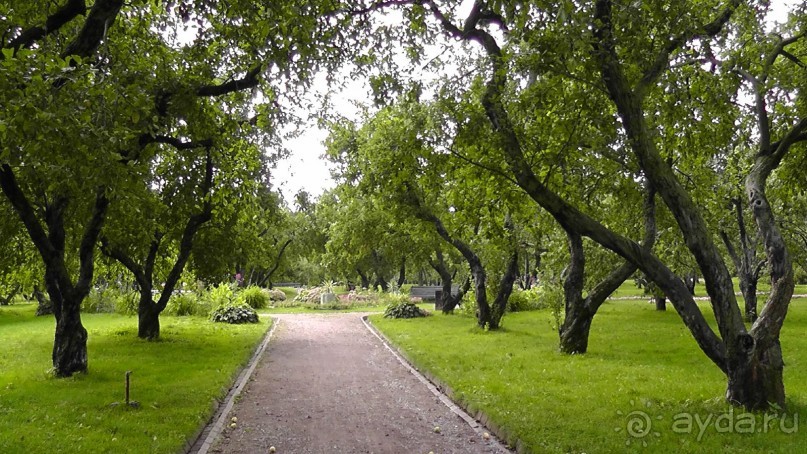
192,313 -> 508,454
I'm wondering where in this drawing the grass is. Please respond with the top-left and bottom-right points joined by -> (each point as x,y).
371,298 -> 807,453
0,304 -> 270,454
609,279 -> 807,299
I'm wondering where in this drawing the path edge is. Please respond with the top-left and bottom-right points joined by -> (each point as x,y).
361,315 -> 525,454
186,316 -> 280,454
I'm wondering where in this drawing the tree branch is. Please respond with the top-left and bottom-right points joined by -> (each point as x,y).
155,151 -> 214,310
60,0 -> 123,60
75,188 -> 109,298
5,0 -> 87,53
0,164 -> 58,262
100,236 -> 147,289
637,0 -> 741,93
138,134 -> 214,150
196,65 -> 262,97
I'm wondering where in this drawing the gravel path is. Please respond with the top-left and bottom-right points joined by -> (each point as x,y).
197,313 -> 507,454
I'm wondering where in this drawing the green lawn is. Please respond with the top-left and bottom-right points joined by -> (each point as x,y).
0,304 -> 269,454
371,299 -> 807,453
608,279 -> 807,299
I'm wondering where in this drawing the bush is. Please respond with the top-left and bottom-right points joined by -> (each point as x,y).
165,293 -> 205,316
83,287 -> 118,313
384,298 -> 430,319
83,287 -> 140,315
210,303 -> 259,324
266,288 -> 287,301
113,290 -> 139,316
507,288 -> 549,312
208,283 -> 236,307
294,286 -> 326,304
795,266 -> 807,286
238,286 -> 269,309
458,290 -> 477,317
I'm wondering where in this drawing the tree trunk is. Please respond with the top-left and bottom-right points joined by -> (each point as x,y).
52,297 -> 88,377
397,257 -> 406,288
559,186 -> 656,354
0,284 -> 20,305
357,269 -> 370,289
34,285 -> 54,316
725,335 -> 785,411
739,277 -> 758,322
470,264 -> 489,328
655,295 -> 667,311
488,249 -> 519,330
138,298 -> 161,340
374,274 -> 388,292
684,271 -> 697,295
559,310 -> 594,354
429,250 -> 472,314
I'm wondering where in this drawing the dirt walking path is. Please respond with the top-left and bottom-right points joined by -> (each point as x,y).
195,313 -> 508,454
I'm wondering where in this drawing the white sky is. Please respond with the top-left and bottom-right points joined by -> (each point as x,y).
272,0 -> 798,203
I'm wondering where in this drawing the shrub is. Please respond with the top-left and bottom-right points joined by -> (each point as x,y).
507,288 -> 549,312
795,266 -> 807,286
458,290 -> 477,317
345,289 -> 376,304
83,287 -> 118,313
113,290 -> 139,316
208,283 -> 236,307
294,286 -> 325,304
165,293 -> 203,316
238,286 -> 269,309
210,303 -> 259,324
384,298 -> 430,319
83,287 -> 141,315
266,288 -> 287,302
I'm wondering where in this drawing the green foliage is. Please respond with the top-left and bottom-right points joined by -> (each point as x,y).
384,296 -> 430,319
321,280 -> 337,293
165,292 -> 210,317
210,303 -> 259,324
237,285 -> 269,309
82,287 -> 138,316
506,288 -> 549,312
458,290 -> 477,318
795,267 -> 807,286
536,281 -> 566,333
294,286 -> 326,304
208,283 -> 236,308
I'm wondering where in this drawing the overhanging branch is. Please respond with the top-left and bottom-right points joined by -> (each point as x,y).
5,0 -> 87,53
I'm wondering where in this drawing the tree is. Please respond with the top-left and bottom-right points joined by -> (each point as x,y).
355,0 -> 806,410
100,148 -> 215,339
325,101 -> 521,329
0,0 -> 356,374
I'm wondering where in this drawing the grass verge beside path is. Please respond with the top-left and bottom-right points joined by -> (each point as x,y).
371,299 -> 807,453
0,304 -> 270,454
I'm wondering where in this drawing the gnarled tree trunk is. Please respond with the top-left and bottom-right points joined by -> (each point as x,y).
102,151 -> 214,340
559,185 -> 656,354
137,291 -> 161,340
51,292 -> 88,377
